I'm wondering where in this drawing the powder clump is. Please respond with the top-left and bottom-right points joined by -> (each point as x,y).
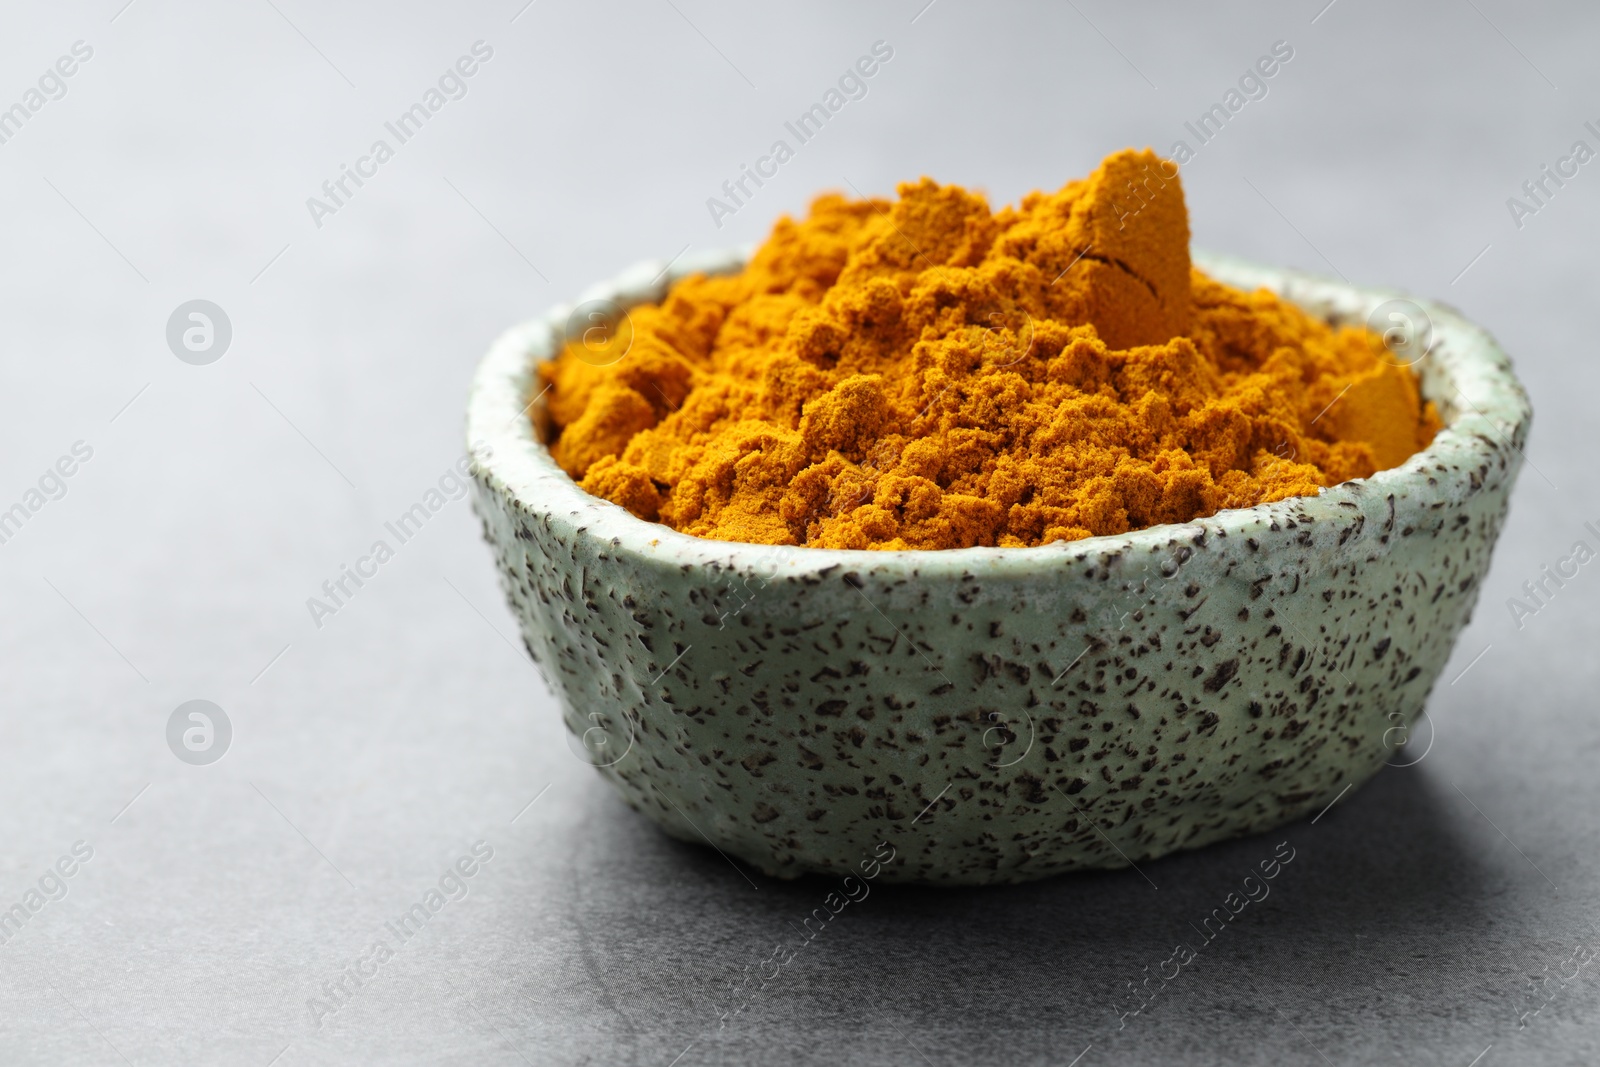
541,149 -> 1441,550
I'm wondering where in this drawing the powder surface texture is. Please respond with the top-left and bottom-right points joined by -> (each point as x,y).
541,149 -> 1440,550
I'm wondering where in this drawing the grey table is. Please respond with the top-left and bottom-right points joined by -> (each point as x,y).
1,1 -> 1594,1063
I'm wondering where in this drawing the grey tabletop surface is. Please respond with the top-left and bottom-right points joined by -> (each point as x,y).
1,1 -> 1595,1064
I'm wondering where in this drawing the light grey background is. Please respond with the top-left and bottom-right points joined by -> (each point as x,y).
0,1 -> 1592,1063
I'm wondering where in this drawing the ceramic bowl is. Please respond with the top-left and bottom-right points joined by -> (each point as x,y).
467,249 -> 1531,885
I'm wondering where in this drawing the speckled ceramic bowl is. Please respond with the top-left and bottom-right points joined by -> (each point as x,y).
467,249 -> 1531,885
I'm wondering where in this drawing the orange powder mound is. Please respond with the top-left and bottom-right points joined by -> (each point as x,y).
540,149 -> 1441,550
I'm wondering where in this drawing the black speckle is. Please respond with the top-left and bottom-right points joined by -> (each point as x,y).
1203,658 -> 1239,692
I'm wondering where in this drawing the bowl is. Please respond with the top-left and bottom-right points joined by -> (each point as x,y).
466,248 -> 1531,885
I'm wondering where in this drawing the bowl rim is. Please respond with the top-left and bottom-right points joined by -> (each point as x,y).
467,248 -> 1532,577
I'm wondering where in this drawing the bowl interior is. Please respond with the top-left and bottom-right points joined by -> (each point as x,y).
469,248 -> 1531,575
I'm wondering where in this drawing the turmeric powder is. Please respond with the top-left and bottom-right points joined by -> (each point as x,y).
541,148 -> 1440,550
